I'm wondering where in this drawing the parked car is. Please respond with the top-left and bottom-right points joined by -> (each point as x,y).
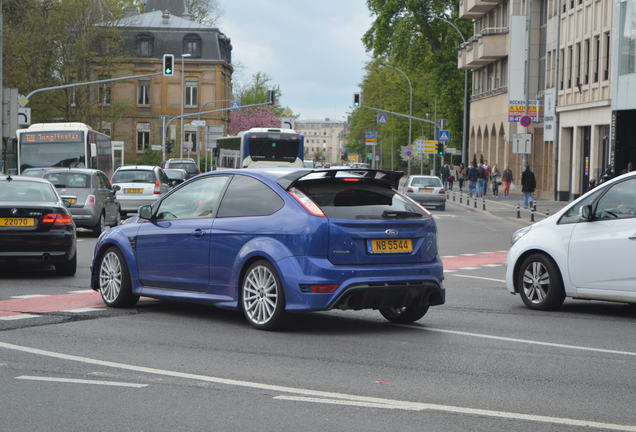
506,171 -> 636,310
0,175 -> 77,275
400,175 -> 446,210
43,168 -> 120,235
164,168 -> 188,186
164,158 -> 200,179
111,166 -> 171,217
90,168 -> 444,330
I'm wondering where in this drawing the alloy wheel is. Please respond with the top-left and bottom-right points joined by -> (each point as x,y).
100,251 -> 122,303
242,265 -> 278,325
522,261 -> 551,304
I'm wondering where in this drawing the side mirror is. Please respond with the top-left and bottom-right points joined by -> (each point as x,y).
113,185 -> 121,192
138,205 -> 153,221
62,199 -> 72,208
581,204 -> 593,221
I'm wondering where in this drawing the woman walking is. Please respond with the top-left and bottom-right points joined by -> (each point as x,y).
502,166 -> 513,198
458,163 -> 466,191
491,164 -> 501,197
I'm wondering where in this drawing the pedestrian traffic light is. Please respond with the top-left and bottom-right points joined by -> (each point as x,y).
267,89 -> 276,105
162,54 -> 174,76
353,93 -> 361,108
437,142 -> 444,156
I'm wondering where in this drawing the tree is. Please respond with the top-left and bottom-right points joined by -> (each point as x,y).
185,0 -> 222,26
235,72 -> 282,111
228,106 -> 280,135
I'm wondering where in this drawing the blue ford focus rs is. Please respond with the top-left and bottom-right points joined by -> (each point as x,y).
90,168 -> 444,330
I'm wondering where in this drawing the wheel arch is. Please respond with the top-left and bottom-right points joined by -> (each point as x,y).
91,237 -> 136,291
512,249 -> 565,294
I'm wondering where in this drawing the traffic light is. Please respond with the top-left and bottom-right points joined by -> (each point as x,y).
165,140 -> 174,154
162,54 -> 174,76
267,89 -> 276,105
353,93 -> 361,108
437,142 -> 444,156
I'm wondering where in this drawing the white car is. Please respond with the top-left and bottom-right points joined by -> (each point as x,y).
111,165 -> 171,217
506,171 -> 636,310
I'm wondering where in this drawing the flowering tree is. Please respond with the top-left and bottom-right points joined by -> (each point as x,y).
228,106 -> 280,135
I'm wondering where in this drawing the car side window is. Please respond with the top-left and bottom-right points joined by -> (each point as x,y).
217,175 -> 284,218
156,176 -> 228,221
98,173 -> 110,189
159,169 -> 170,185
594,178 -> 636,220
558,188 -> 605,224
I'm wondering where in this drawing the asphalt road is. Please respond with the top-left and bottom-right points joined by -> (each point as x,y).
1,205 -> 635,432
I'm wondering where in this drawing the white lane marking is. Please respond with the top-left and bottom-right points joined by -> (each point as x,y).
443,270 -> 456,273
457,267 -> 479,270
16,376 -> 147,388
482,264 -> 502,268
441,256 -> 456,259
0,314 -> 41,321
451,274 -> 506,283
0,341 -> 634,431
459,253 -> 475,256
9,294 -> 47,299
67,290 -> 94,294
61,308 -> 103,313
273,395 -> 636,431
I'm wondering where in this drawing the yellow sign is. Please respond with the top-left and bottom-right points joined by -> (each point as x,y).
423,140 -> 438,154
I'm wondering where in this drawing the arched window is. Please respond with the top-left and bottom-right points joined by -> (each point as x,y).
183,34 -> 201,58
137,34 -> 154,57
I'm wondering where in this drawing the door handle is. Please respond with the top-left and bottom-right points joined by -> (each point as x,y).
192,228 -> 205,239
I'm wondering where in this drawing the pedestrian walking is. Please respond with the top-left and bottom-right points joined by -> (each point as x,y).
502,166 -> 513,198
448,165 -> 456,191
458,163 -> 466,191
482,160 -> 491,196
468,162 -> 478,198
441,163 -> 450,190
476,163 -> 486,198
491,164 -> 501,197
521,165 -> 536,209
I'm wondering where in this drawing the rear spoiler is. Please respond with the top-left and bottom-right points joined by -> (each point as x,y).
277,169 -> 405,190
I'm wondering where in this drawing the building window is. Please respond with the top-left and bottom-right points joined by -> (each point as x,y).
137,34 -> 153,57
594,35 -> 600,82
98,77 -> 111,105
575,42 -> 581,86
138,81 -> 150,105
567,45 -> 573,88
583,39 -> 590,84
136,123 -> 150,152
183,34 -> 201,57
619,1 -> 636,75
185,80 -> 198,107
185,130 -> 197,151
604,32 -> 611,80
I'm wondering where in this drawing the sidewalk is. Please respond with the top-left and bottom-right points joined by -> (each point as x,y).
445,187 -> 571,225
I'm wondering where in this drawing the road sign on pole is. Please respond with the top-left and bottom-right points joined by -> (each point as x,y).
438,129 -> 450,142
230,100 -> 241,112
520,115 -> 533,127
376,113 -> 388,125
512,133 -> 532,154
423,140 -> 438,154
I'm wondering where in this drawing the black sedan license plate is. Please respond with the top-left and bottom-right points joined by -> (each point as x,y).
368,239 -> 413,254
0,217 -> 36,227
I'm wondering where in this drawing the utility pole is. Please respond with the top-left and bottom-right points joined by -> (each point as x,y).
1,0 -> 4,166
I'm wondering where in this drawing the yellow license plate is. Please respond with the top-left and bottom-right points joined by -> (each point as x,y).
420,188 -> 434,193
0,217 -> 36,227
63,198 -> 76,205
125,188 -> 143,194
368,239 -> 413,254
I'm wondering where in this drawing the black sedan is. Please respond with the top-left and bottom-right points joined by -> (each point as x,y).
0,175 -> 77,276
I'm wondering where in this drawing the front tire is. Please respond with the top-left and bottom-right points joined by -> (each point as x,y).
55,253 -> 77,276
241,260 -> 286,330
380,303 -> 429,323
517,253 -> 565,310
98,247 -> 139,307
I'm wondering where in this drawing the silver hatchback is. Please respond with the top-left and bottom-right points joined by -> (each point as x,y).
112,166 -> 171,217
401,175 -> 446,211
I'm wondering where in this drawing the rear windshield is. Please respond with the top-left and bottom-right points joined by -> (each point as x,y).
112,170 -> 155,184
0,181 -> 58,202
44,172 -> 90,188
295,181 -> 428,220
165,169 -> 186,180
167,162 -> 198,175
410,177 -> 442,188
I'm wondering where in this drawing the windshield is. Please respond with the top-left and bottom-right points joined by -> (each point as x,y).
0,180 -> 58,202
44,172 -> 91,188
168,162 -> 198,175
19,131 -> 85,173
410,177 -> 442,188
246,134 -> 301,162
112,170 -> 155,184
164,169 -> 186,180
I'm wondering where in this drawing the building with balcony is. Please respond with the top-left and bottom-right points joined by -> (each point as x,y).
93,0 -> 233,166
294,119 -> 347,164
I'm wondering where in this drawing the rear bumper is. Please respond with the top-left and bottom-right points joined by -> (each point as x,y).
407,193 -> 446,206
0,230 -> 76,263
69,207 -> 100,228
277,255 -> 445,312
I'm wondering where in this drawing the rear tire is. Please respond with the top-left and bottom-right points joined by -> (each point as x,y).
92,212 -> 106,237
516,253 -> 565,310
380,303 -> 429,323
98,247 -> 139,307
241,260 -> 286,330
55,253 -> 77,277
111,209 -> 121,227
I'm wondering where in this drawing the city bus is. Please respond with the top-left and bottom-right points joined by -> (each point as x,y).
16,123 -> 114,177
214,127 -> 304,169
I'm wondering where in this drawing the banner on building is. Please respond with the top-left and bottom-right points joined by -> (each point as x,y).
508,100 -> 544,123
543,88 -> 556,141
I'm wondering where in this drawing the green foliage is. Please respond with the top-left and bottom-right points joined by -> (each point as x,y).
137,147 -> 162,166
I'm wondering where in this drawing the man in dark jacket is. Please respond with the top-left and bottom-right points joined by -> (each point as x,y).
521,165 -> 536,209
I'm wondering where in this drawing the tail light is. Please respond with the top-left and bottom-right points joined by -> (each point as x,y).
406,187 -> 414,193
310,284 -> 339,293
288,187 -> 325,217
85,195 -> 96,206
154,179 -> 161,194
439,189 -> 446,194
42,213 -> 73,226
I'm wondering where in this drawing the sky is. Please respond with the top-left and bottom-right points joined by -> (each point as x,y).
220,0 -> 374,122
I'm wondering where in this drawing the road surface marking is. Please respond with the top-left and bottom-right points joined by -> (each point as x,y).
443,270 -> 456,273
0,341 -> 634,431
16,376 -> 147,388
67,290 -> 94,294
481,264 -> 502,267
0,314 -> 40,321
10,295 -> 47,299
442,256 -> 456,259
274,395 -> 418,410
460,253 -> 475,256
61,308 -> 103,313
451,274 -> 506,283
457,267 -> 479,270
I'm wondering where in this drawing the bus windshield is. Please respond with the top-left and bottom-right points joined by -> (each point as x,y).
247,135 -> 301,163
19,131 -> 85,172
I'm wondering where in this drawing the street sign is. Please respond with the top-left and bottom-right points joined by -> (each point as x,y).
512,133 -> 532,154
365,131 -> 378,139
18,95 -> 28,107
400,146 -> 414,160
423,140 -> 438,154
446,147 -> 460,155
415,139 -> 425,154
438,129 -> 450,142
376,113 -> 388,125
151,145 -> 162,151
190,120 -> 206,127
520,115 -> 533,127
280,117 -> 295,130
18,108 -> 31,126
230,100 -> 241,112
206,125 -> 224,149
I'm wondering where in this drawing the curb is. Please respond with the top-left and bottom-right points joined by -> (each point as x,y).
445,197 -> 535,227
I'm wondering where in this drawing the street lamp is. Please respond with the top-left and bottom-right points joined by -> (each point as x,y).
379,61 -> 413,154
179,53 -> 192,158
439,17 -> 469,165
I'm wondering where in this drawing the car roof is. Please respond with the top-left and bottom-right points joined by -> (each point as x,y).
115,165 -> 158,171
166,158 -> 195,163
41,168 -> 100,175
0,175 -> 54,184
